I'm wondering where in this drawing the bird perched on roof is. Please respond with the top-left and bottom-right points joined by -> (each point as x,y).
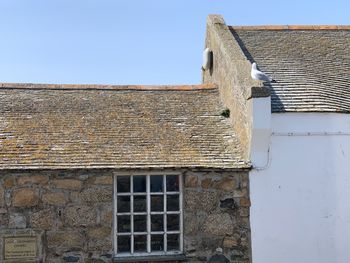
251,62 -> 276,82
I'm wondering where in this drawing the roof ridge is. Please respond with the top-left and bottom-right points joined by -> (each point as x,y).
230,25 -> 350,30
0,83 -> 217,91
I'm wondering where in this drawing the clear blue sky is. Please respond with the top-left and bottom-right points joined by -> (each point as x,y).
0,0 -> 348,85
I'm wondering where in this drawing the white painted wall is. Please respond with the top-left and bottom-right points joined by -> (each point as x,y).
250,113 -> 350,263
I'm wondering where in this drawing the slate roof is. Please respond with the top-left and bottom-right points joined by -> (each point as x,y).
0,83 -> 249,170
230,26 -> 350,112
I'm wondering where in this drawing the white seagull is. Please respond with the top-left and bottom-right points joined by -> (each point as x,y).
251,62 -> 275,82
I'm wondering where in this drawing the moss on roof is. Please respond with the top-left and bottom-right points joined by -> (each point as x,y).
0,83 -> 249,170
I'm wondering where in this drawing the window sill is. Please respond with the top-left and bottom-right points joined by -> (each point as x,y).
113,254 -> 187,262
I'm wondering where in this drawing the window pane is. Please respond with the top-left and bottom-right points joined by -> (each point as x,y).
167,234 -> 179,251
151,215 -> 164,231
117,196 -> 130,213
151,195 -> 164,212
117,216 -> 130,233
134,195 -> 146,212
167,214 -> 179,231
117,235 -> 131,253
117,176 -> 130,192
134,235 -> 147,252
167,195 -> 179,211
115,174 -> 183,255
166,175 -> 179,191
133,176 -> 146,192
134,215 -> 147,232
150,175 -> 163,192
151,234 -> 164,251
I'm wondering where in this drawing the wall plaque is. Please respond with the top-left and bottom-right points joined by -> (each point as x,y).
4,237 -> 37,259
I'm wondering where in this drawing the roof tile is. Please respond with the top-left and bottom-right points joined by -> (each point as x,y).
0,84 -> 249,169
230,27 -> 350,112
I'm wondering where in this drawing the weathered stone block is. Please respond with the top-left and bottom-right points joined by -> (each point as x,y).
184,212 -> 198,235
241,176 -> 249,188
52,179 -> 82,190
239,208 -> 249,217
185,190 -> 219,213
69,191 -> 81,203
17,175 -> 49,185
184,190 -> 199,211
184,236 -> 197,254
201,178 -> 212,189
201,177 -> 236,191
200,235 -> 224,252
13,188 -> 39,207
87,227 -> 111,239
4,191 -> 11,207
45,254 -> 61,263
93,176 -> 113,185
223,236 -> 238,248
230,249 -> 245,260
240,198 -> 251,207
81,188 -> 112,203
100,206 -> 113,225
217,177 -> 236,191
64,205 -> 96,226
240,234 -> 250,247
30,209 -> 55,230
232,188 -> 248,198
241,217 -> 250,227
4,177 -> 15,189
185,174 -> 198,188
47,230 -> 84,250
87,239 -> 112,251
9,213 -> 26,228
43,192 -> 67,206
203,213 -> 234,236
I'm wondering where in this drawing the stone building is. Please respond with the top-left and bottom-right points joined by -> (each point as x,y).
202,14 -> 350,263
0,81 -> 251,262
1,14 -> 349,263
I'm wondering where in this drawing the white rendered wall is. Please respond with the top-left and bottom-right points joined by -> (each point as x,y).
250,113 -> 350,263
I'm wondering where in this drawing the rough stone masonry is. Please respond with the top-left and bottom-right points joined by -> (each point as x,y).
0,169 -> 251,263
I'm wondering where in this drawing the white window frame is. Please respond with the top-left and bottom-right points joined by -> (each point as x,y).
113,172 -> 184,258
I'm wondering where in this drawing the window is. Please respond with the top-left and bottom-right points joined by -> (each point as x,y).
114,173 -> 183,259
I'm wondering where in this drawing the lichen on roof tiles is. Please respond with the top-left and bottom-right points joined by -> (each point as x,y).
230,27 -> 350,112
0,83 -> 249,169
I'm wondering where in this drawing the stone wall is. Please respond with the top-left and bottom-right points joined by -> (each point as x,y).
0,169 -> 250,263
0,169 -> 114,263
183,171 -> 251,263
202,15 -> 269,160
